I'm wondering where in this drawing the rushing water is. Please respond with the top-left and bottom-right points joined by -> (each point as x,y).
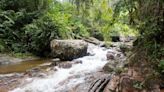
11,44 -> 115,92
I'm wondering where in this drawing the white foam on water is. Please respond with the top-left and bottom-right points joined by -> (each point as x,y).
11,44 -> 111,92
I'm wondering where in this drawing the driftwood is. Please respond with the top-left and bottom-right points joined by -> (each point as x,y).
73,34 -> 101,45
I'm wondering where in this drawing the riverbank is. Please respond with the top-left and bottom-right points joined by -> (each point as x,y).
0,53 -> 39,65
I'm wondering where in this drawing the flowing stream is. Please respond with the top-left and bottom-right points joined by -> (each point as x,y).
10,44 -> 120,92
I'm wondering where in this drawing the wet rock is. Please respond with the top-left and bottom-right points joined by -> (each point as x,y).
28,67 -> 41,73
108,42 -> 124,48
106,51 -> 124,60
35,73 -> 47,78
50,40 -> 88,61
99,42 -> 106,47
50,62 -> 57,66
88,75 -> 111,92
103,75 -> 120,92
51,58 -> 60,62
73,60 -> 83,64
120,36 -> 136,42
53,68 -> 58,71
116,53 -> 121,58
27,72 -> 47,78
49,59 -> 61,66
103,62 -> 115,73
25,67 -> 41,77
114,47 -> 122,52
119,44 -> 130,53
88,53 -> 95,56
25,66 -> 53,78
106,50 -> 119,60
103,67 -> 161,92
103,58 -> 125,74
0,73 -> 24,91
58,62 -> 73,69
106,53 -> 115,60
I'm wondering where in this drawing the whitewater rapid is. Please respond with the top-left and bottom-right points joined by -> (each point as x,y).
11,44 -> 110,92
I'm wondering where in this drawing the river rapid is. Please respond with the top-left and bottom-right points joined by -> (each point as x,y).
9,43 -> 123,92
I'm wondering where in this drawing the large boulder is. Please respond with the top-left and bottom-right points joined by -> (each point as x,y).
50,40 -> 88,60
106,51 -> 115,60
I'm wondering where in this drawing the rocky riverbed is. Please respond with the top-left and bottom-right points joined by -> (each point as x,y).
0,39 -> 132,92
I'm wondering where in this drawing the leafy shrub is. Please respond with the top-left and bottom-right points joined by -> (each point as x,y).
0,39 -> 6,52
159,60 -> 164,74
22,15 -> 61,56
0,10 -> 40,52
0,0 -> 59,56
72,22 -> 90,38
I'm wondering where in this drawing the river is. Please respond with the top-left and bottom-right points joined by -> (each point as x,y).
8,43 -> 122,92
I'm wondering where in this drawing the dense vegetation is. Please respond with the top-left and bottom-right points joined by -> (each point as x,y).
0,0 -> 137,56
116,0 -> 164,87
0,0 -> 57,56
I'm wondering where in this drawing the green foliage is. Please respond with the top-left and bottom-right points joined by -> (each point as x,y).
0,39 -> 6,52
159,60 -> 164,73
0,0 -> 61,56
115,0 -> 164,78
48,1 -> 90,39
22,15 -> 61,56
0,0 -> 92,56
133,81 -> 144,90
0,0 -> 49,12
0,0 -> 139,57
10,52 -> 34,58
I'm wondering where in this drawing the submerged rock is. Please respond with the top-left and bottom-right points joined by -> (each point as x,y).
58,62 -> 73,69
50,40 -> 88,61
73,60 -> 83,64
